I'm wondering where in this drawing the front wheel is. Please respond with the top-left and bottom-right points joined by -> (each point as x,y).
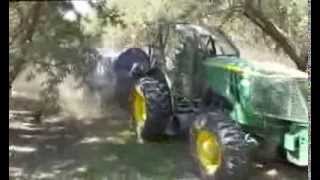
190,112 -> 251,180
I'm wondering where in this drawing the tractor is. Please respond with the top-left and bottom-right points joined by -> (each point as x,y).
125,23 -> 309,180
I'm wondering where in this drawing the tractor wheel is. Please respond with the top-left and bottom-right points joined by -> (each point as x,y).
129,75 -> 172,141
190,112 -> 251,180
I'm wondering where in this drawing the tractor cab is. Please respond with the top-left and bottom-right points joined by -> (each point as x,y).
148,23 -> 241,99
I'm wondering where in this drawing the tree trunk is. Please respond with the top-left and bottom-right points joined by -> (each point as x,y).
9,2 -> 44,96
243,1 -> 307,71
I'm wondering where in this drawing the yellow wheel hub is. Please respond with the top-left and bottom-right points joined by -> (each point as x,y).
196,130 -> 222,175
131,86 -> 147,126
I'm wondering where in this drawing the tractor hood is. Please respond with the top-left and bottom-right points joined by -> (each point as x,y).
203,56 -> 309,124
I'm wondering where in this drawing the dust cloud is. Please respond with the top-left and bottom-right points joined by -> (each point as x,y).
57,75 -> 110,119
12,65 -> 121,120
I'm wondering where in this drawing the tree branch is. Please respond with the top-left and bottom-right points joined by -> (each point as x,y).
243,1 -> 306,71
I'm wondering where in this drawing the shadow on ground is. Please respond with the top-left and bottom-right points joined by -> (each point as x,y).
9,97 -> 307,180
9,96 -> 196,180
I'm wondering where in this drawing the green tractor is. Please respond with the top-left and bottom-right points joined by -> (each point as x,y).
128,23 -> 309,179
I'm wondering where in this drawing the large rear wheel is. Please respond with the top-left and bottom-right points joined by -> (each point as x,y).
130,75 -> 172,141
190,112 -> 251,180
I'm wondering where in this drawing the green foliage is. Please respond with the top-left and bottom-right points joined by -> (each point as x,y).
10,2 -> 92,82
9,1 -> 116,111
97,0 -> 217,49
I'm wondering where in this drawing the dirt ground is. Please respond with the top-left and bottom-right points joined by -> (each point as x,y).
9,95 -> 308,180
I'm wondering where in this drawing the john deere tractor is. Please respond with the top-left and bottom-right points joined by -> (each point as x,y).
128,23 -> 309,180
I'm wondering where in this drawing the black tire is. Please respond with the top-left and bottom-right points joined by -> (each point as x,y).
113,48 -> 150,110
190,111 -> 251,180
130,72 -> 172,141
